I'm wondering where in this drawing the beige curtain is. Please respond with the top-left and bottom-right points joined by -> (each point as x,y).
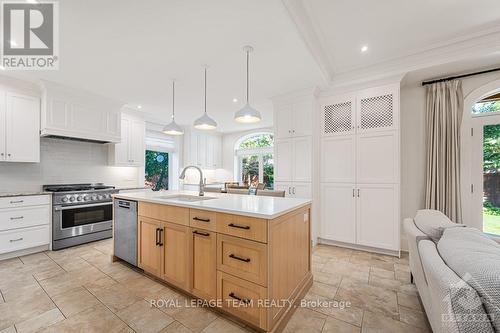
424,80 -> 463,223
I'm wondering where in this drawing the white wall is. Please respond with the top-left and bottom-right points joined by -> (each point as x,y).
221,127 -> 274,181
400,70 -> 500,238
0,138 -> 141,192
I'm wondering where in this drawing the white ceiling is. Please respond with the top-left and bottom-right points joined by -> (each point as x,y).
8,0 -> 324,132
284,0 -> 500,84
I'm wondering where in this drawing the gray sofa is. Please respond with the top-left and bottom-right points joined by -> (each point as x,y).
404,210 -> 499,333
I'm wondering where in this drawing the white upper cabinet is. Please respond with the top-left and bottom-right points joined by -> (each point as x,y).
292,136 -> 312,182
109,114 -> 145,166
40,80 -> 121,143
273,95 -> 314,139
274,139 -> 293,182
356,86 -> 399,133
183,129 -> 221,169
0,92 -> 40,163
321,95 -> 356,137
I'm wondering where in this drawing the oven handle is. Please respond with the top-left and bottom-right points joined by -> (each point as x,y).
54,202 -> 112,211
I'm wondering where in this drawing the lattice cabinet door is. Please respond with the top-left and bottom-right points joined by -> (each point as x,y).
320,95 -> 356,137
356,86 -> 399,133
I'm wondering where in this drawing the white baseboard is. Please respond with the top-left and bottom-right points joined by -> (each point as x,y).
0,245 -> 50,261
317,238 -> 402,258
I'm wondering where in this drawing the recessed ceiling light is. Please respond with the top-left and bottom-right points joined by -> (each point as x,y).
361,45 -> 368,53
137,105 -> 142,109
232,98 -> 238,103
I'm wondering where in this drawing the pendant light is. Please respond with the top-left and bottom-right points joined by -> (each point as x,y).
162,80 -> 184,136
234,45 -> 261,123
194,66 -> 217,130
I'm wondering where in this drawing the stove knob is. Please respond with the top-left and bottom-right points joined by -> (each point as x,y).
97,195 -> 103,200
77,196 -> 83,201
91,195 -> 97,200
84,196 -> 90,201
61,197 -> 68,203
69,196 -> 75,202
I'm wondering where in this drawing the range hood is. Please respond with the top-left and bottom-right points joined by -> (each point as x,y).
39,80 -> 122,144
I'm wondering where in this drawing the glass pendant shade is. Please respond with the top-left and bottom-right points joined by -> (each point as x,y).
162,80 -> 184,136
194,66 -> 217,130
234,103 -> 262,123
235,45 -> 261,124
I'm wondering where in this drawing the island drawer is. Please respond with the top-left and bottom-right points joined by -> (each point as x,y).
217,234 -> 267,286
217,271 -> 268,330
216,213 -> 267,243
138,202 -> 189,226
189,209 -> 216,231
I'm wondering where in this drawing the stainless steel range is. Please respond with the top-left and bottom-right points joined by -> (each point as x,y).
43,183 -> 118,250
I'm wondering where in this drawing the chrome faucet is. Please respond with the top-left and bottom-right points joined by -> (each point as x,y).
179,165 -> 206,196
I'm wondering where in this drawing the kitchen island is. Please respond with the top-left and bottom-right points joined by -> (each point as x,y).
112,190 -> 312,333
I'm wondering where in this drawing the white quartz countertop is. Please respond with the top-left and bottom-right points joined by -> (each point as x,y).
113,190 -> 311,219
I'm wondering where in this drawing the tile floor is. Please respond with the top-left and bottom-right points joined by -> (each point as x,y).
0,240 -> 431,333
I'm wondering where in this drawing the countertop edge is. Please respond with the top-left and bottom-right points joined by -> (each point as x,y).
113,193 -> 312,220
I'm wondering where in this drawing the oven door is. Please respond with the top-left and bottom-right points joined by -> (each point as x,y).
53,202 -> 113,241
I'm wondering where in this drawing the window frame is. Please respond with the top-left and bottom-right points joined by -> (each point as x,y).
234,132 -> 274,188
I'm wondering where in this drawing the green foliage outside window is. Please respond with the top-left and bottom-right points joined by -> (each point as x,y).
239,134 -> 274,149
145,150 -> 169,191
483,124 -> 500,173
472,101 -> 500,114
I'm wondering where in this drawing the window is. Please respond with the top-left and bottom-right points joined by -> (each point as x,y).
235,133 -> 274,189
472,93 -> 500,115
145,150 -> 169,191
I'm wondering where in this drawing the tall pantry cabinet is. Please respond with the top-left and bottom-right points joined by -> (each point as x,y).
319,84 -> 400,253
272,90 -> 317,199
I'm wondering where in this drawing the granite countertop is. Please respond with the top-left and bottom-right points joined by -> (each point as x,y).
0,191 -> 51,198
113,190 -> 311,219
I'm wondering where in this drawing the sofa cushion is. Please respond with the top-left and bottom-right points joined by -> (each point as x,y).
414,209 -> 462,242
438,227 -> 500,332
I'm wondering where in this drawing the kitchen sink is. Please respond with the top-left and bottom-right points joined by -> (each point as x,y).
155,195 -> 217,202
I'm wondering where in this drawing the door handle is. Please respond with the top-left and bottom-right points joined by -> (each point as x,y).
155,228 -> 160,246
292,187 -> 296,195
357,189 -> 360,197
352,189 -> 355,197
288,187 -> 291,195
158,228 -> 164,246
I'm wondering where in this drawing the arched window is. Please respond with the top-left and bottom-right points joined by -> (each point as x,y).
472,92 -> 500,115
234,133 -> 274,189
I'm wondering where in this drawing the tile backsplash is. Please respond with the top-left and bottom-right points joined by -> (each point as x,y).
0,138 -> 140,192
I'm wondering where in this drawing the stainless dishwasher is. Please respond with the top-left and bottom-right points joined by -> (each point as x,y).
113,199 -> 138,266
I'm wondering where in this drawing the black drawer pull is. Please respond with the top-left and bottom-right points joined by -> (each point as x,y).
228,223 -> 250,230
193,217 -> 210,223
9,238 -> 23,242
10,216 -> 24,220
228,292 -> 251,305
229,254 -> 251,263
9,200 -> 24,204
193,230 -> 210,237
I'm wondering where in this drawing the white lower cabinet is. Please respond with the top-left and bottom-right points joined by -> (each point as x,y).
320,183 -> 399,251
320,183 -> 356,244
356,184 -> 399,250
274,181 -> 311,198
0,195 -> 51,258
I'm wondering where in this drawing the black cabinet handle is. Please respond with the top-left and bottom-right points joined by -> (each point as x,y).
158,228 -> 164,246
228,223 -> 250,230
155,228 -> 160,246
229,254 -> 251,263
193,230 -> 210,237
193,217 -> 210,223
228,292 -> 251,305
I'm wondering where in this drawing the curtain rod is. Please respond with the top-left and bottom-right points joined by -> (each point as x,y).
421,66 -> 500,86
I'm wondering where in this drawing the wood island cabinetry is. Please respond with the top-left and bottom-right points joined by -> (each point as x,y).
134,200 -> 312,332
